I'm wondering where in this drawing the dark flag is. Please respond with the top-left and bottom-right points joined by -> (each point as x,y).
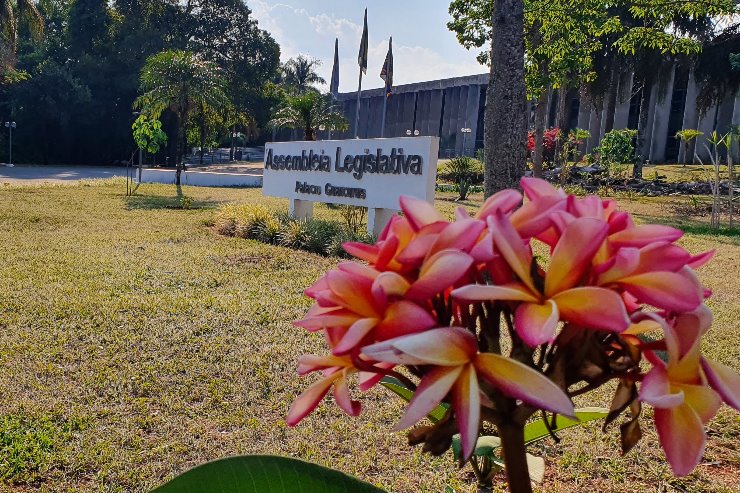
358,8 -> 368,74
330,38 -> 340,97
380,37 -> 393,97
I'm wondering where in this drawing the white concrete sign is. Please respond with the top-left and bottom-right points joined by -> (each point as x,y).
262,137 -> 439,235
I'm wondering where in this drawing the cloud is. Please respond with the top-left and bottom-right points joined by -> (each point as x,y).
250,1 -> 485,92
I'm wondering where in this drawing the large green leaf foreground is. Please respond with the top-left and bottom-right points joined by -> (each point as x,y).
151,455 -> 386,493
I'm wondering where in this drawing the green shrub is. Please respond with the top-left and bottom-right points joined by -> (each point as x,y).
440,156 -> 484,200
214,204 -> 273,238
593,129 -> 637,166
215,204 -> 373,257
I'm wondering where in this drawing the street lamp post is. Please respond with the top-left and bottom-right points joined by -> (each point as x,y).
5,121 -> 16,167
460,127 -> 472,156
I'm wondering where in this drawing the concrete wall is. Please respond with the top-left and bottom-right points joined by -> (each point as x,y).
298,70 -> 738,164
139,169 -> 262,187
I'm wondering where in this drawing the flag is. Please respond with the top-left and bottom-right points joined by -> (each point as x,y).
330,38 -> 340,97
358,8 -> 368,74
380,37 -> 393,97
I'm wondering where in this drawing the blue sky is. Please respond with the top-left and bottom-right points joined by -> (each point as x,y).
250,1 -> 486,93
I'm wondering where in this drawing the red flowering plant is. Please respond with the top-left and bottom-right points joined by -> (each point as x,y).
527,127 -> 560,163
288,178 -> 739,493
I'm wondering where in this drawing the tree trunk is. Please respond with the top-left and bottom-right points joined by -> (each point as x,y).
594,101 -> 603,151
498,420 -> 533,493
230,123 -> 236,161
633,81 -> 652,179
603,62 -> 619,134
484,0 -> 527,197
533,85 -> 548,178
554,86 -> 569,167
175,112 -> 184,186
199,106 -> 205,166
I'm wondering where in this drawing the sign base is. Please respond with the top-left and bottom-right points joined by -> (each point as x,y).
290,199 -> 314,220
367,207 -> 397,237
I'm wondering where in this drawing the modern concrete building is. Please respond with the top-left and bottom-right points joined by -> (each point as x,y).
274,70 -> 740,164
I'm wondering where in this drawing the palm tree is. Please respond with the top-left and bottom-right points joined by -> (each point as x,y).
281,55 -> 325,94
0,0 -> 43,70
134,50 -> 228,185
268,91 -> 348,141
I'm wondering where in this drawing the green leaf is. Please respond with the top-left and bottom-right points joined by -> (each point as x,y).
451,408 -> 608,462
523,407 -> 609,445
451,434 -> 501,461
380,376 -> 448,423
152,455 -> 387,493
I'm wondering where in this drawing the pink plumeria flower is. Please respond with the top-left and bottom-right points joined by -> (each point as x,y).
454,212 -> 630,346
363,327 -> 575,460
639,307 -> 740,475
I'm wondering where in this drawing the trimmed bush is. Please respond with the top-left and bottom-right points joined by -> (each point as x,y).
214,204 -> 372,257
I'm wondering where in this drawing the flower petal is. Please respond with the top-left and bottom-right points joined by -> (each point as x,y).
371,271 -> 411,300
635,243 -> 691,274
489,212 -> 536,292
679,383 -> 721,423
514,300 -> 560,347
399,195 -> 445,231
476,189 -> 523,219
294,309 -> 360,331
374,300 -> 437,341
453,364 -> 481,461
452,282 -> 539,303
654,404 -> 706,476
395,224 -> 446,266
609,225 -> 683,248
619,270 -> 703,313
373,327 -> 477,366
552,287 -> 630,333
545,217 -> 609,296
297,354 -> 349,375
333,370 -> 362,417
332,317 -> 379,355
395,365 -> 463,430
475,353 -> 574,417
406,250 -> 474,303
701,358 -> 740,410
688,250 -> 715,270
342,242 -> 379,263
429,218 -> 486,256
326,270 -> 378,317
286,372 -> 342,426
510,194 -> 566,238
594,247 -> 640,285
640,366 -> 684,409
520,177 -> 566,201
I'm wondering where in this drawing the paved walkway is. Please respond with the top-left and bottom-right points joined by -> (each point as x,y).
0,165 -> 130,184
0,163 -> 264,185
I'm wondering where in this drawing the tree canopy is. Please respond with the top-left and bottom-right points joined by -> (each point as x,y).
0,0 -> 281,165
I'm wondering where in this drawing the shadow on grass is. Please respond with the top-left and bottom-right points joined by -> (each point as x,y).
125,185 -> 220,211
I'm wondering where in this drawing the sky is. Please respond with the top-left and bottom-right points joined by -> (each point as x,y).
249,0 -> 487,93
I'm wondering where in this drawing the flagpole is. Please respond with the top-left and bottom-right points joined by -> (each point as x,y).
381,95 -> 387,138
355,70 -> 363,138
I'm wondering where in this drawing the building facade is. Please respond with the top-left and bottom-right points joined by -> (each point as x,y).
275,71 -> 740,164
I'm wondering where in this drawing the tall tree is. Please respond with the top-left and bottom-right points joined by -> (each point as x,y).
268,91 -> 347,141
0,0 -> 43,70
135,49 -> 228,184
483,0 -> 528,195
187,0 -> 280,159
282,55 -> 325,94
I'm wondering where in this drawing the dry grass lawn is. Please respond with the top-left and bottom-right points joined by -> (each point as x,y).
0,180 -> 737,492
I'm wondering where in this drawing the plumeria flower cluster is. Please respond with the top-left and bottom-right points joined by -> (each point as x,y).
288,178 -> 739,479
